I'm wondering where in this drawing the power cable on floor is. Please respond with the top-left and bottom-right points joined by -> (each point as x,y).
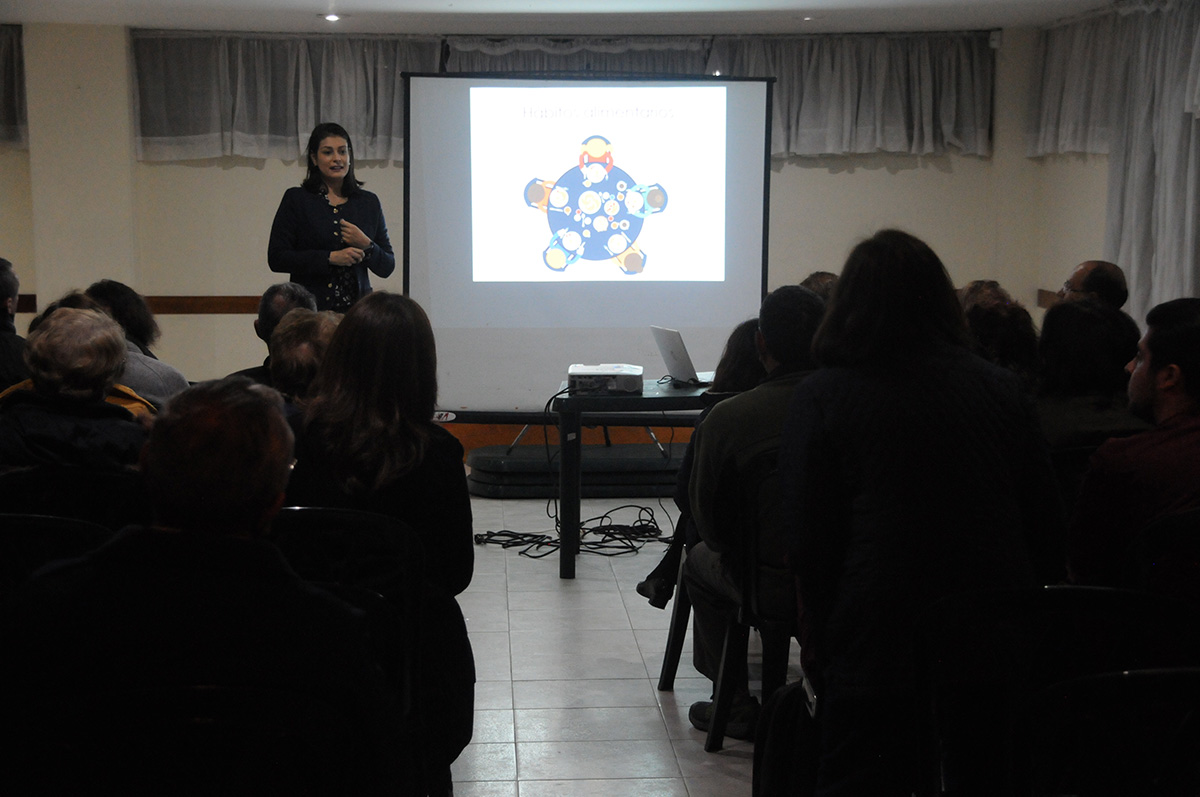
474,503 -> 670,560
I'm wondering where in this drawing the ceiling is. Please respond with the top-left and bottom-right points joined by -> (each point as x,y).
1,0 -> 1112,36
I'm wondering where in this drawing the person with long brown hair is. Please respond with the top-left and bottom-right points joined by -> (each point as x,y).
286,291 -> 472,796
779,230 -> 1062,795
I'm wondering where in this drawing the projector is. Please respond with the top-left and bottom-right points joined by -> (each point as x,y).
567,363 -> 644,394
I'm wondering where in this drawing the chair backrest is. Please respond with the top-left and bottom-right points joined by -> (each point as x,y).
1028,667 -> 1200,796
0,465 -> 150,530
270,507 -> 425,698
271,506 -> 424,608
913,585 -> 1200,796
734,447 -> 794,628
1124,507 -> 1200,607
313,580 -> 415,715
0,513 -> 113,604
1049,444 -> 1100,521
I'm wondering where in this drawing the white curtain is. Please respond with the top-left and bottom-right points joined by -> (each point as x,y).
0,25 -> 26,148
131,30 -> 995,162
131,31 -> 442,161
1027,0 -> 1200,320
707,33 -> 995,157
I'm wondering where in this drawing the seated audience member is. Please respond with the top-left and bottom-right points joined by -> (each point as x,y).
636,317 -> 767,608
4,378 -> 404,793
1068,298 -> 1200,587
268,308 -> 341,419
1037,299 -> 1150,521
230,282 -> 318,386
82,282 -> 189,408
1037,298 -> 1149,450
780,230 -> 1062,796
85,279 -> 163,357
964,296 -> 1040,392
0,257 -> 28,391
684,286 -> 825,739
286,291 -> 472,796
6,294 -> 157,418
1058,260 -> 1129,310
0,307 -> 146,472
799,271 -> 838,302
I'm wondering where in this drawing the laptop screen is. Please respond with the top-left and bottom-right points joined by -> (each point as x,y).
651,326 -> 712,386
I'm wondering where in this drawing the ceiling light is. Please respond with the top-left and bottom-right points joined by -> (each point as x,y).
325,14 -> 340,21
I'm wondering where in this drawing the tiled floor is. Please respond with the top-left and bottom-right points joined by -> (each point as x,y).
452,493 -> 802,796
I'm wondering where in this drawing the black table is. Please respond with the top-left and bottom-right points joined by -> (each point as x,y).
551,380 -> 707,578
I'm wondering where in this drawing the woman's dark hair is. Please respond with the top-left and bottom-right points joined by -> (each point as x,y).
813,229 -> 968,367
85,279 -> 160,353
958,279 -> 1013,314
710,318 -> 767,393
304,292 -> 437,493
799,271 -> 838,302
27,291 -> 104,334
965,300 -> 1040,390
1039,298 -> 1140,397
301,122 -> 362,195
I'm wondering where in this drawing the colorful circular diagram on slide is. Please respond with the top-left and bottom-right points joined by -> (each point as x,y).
523,135 -> 668,274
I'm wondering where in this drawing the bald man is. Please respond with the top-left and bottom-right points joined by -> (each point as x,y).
1058,260 -> 1128,309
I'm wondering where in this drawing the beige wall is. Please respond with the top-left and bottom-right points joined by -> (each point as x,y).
1,144 -> 34,335
9,23 -> 1110,380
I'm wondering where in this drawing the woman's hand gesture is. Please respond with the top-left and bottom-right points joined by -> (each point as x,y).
329,247 -> 366,267
339,219 -> 372,250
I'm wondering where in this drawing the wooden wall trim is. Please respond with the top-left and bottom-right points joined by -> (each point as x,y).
145,296 -> 260,314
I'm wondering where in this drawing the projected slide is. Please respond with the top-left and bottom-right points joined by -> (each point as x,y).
523,134 -> 669,276
470,86 -> 726,283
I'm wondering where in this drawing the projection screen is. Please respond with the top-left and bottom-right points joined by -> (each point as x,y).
404,72 -> 772,416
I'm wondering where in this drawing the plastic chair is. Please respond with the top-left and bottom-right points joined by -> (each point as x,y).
653,447 -> 796,751
270,506 -> 449,792
656,545 -> 693,692
314,580 -> 415,715
655,449 -> 796,711
1028,667 -> 1200,796
0,513 -> 113,603
913,585 -> 1200,797
1123,506 -> 1200,607
703,447 -> 796,751
1048,444 -> 1100,521
270,506 -> 425,687
271,506 -> 424,606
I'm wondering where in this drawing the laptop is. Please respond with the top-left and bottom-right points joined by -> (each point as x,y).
651,326 -> 715,386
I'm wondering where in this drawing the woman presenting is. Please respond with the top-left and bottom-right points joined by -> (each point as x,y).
268,122 -> 395,312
